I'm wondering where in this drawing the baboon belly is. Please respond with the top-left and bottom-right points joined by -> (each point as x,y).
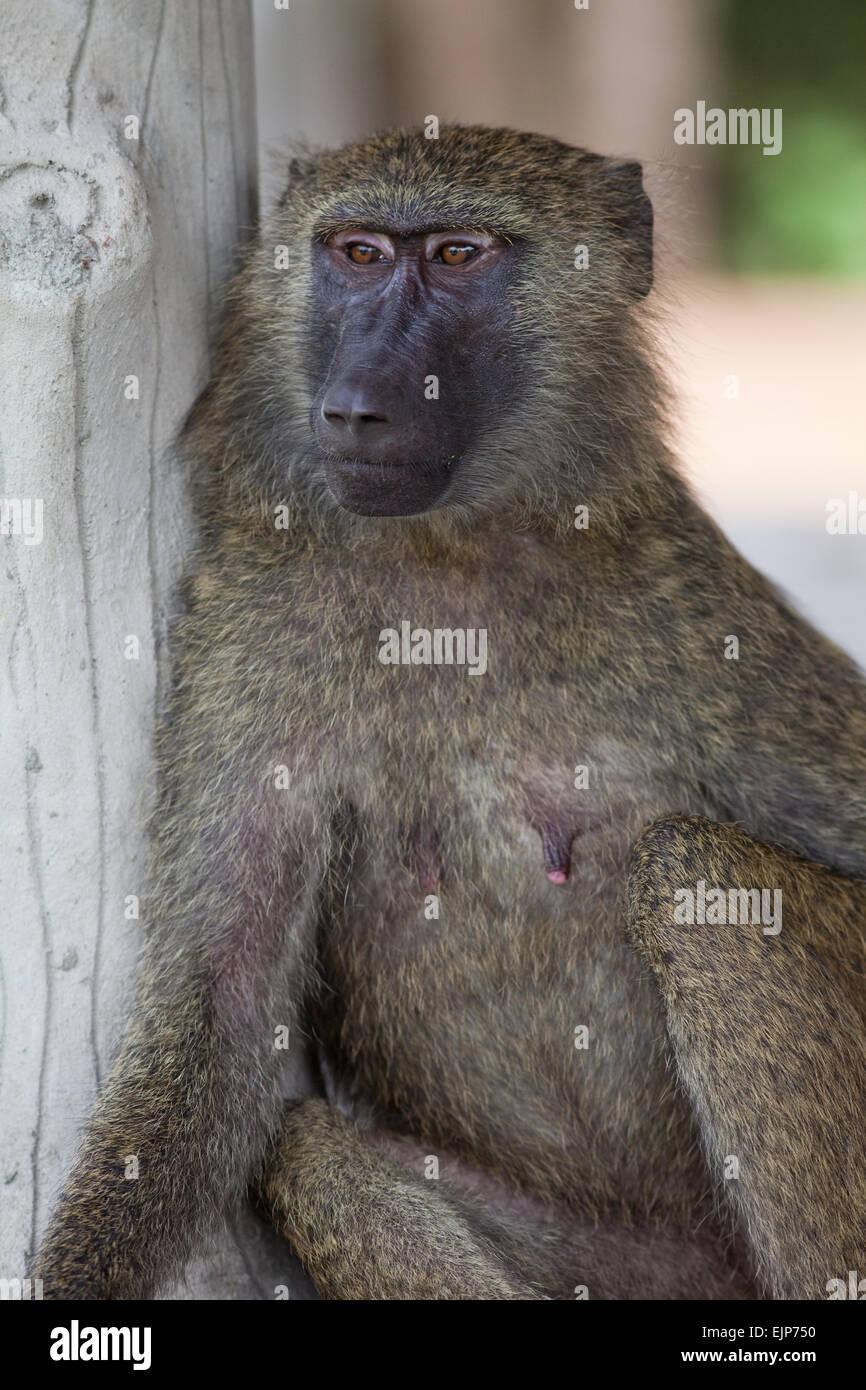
315,824 -> 712,1224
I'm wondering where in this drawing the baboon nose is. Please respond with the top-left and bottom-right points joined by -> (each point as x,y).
320,385 -> 391,440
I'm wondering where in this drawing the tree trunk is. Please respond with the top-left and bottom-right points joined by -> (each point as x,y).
0,0 -> 311,1298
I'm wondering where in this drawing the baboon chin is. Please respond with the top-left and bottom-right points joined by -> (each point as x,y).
33,125 -> 866,1301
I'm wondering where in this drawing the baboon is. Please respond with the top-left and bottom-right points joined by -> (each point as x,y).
34,126 -> 866,1300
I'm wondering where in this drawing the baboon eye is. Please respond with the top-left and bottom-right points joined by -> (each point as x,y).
438,244 -> 479,266
347,243 -> 387,265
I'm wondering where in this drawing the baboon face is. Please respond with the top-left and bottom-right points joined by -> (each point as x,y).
308,225 -> 520,516
254,126 -> 653,520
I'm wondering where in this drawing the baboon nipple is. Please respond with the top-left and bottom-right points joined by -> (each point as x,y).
539,822 -> 574,885
407,819 -> 441,894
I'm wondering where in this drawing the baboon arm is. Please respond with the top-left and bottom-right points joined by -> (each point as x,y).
696,594 -> 866,877
628,815 -> 866,1300
258,1099 -> 544,1300
33,746 -> 322,1301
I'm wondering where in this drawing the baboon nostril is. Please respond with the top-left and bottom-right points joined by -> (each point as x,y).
321,387 -> 391,436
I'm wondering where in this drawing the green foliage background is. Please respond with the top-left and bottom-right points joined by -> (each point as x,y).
722,0 -> 866,273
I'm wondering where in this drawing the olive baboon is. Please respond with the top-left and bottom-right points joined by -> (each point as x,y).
34,126 -> 866,1300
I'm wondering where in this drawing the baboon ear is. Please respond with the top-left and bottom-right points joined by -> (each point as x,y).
593,158 -> 654,298
285,142 -> 322,184
271,143 -> 321,206
288,154 -> 315,181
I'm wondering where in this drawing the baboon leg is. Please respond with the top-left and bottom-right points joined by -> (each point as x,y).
258,1098 -> 545,1300
260,1100 -> 754,1300
33,958 -> 301,1300
32,761 -> 321,1300
628,815 -> 866,1300
435,1184 -> 755,1300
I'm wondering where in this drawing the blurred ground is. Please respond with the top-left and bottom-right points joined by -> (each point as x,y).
667,276 -> 866,669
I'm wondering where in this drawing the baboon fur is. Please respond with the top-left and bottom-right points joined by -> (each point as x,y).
34,126 -> 866,1300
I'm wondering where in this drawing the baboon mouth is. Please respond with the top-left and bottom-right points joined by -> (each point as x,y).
323,449 -> 462,475
321,451 -> 457,516
333,455 -> 416,472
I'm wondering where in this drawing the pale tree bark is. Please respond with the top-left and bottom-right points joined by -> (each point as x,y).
0,0 -> 311,1298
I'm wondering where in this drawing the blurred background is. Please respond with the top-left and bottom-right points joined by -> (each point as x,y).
254,0 -> 865,666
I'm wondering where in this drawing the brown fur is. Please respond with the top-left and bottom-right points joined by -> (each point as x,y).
630,817 -> 866,1300
33,126 -> 866,1300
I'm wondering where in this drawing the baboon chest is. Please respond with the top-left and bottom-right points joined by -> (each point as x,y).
313,679 -> 704,1212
